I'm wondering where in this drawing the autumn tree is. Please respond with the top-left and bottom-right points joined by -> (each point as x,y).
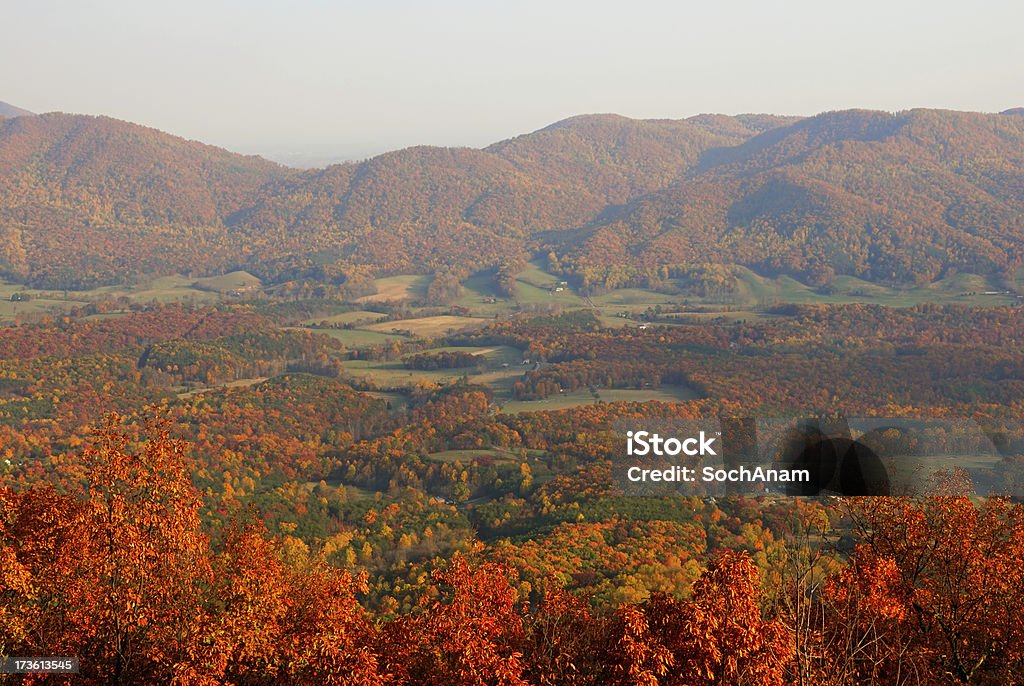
0,415 -> 210,683
635,551 -> 791,686
1,415 -> 384,685
380,553 -> 529,686
177,522 -> 383,686
836,473 -> 1024,684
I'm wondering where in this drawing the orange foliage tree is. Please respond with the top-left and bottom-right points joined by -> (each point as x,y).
832,476 -> 1024,685
0,417 -> 382,685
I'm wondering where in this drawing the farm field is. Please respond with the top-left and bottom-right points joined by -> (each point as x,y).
291,326 -> 410,348
302,310 -> 389,326
0,275 -> 225,322
883,452 -> 1003,495
730,267 -> 1018,308
302,480 -> 380,501
176,376 -> 268,399
426,448 -> 522,465
452,271 -> 514,316
343,359 -> 472,387
590,288 -> 677,309
356,275 -> 432,303
499,384 -> 702,414
346,263 -> 1022,333
567,268 -> 1020,324
514,261 -> 587,307
342,345 -> 524,390
362,391 -> 409,413
192,271 -> 262,293
0,289 -> 87,320
117,276 -> 222,304
363,315 -> 491,337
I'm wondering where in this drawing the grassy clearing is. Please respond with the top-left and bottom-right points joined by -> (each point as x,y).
515,261 -> 562,289
594,314 -> 635,328
0,273 -> 240,322
585,268 -> 1020,317
56,275 -> 219,303
426,449 -> 521,465
415,345 -> 521,363
97,276 -> 220,305
515,280 -> 557,305
652,310 -> 779,325
356,275 -> 432,303
303,480 -> 380,500
82,312 -> 133,321
342,485 -> 381,501
813,272 -> 1017,307
732,268 -> 815,306
500,390 -> 602,413
192,271 -> 261,293
596,387 -> 703,403
176,377 -> 268,399
363,315 -> 490,337
453,272 -> 516,317
918,274 -> 1018,306
884,453 -> 1002,492
514,261 -> 587,307
515,280 -> 587,307
591,288 -> 683,323
343,360 -> 468,387
732,267 -> 1018,308
499,384 -> 701,414
342,346 -> 525,390
297,327 -> 409,348
336,266 -> 1019,332
362,391 -> 409,412
590,288 -> 677,308
0,293 -> 87,320
302,310 -> 389,326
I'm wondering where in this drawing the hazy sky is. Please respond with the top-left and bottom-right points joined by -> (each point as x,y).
3,0 -> 1021,162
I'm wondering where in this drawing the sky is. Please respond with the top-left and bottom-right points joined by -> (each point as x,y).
2,0 -> 1021,164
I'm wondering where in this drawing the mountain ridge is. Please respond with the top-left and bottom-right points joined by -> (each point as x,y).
0,107 -> 1021,290
565,108 -> 1024,287
0,101 -> 34,119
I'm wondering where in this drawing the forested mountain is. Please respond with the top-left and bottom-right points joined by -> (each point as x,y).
569,109 -> 1024,287
484,112 -> 796,204
0,113 -> 283,225
231,114 -> 780,277
0,101 -> 34,118
0,113 -> 288,286
0,106 -> 1022,289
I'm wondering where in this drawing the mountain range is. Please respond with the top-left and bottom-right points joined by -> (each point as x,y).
0,102 -> 34,119
0,103 -> 1022,290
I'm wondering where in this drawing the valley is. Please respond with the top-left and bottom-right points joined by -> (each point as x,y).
3,104 -> 1024,684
